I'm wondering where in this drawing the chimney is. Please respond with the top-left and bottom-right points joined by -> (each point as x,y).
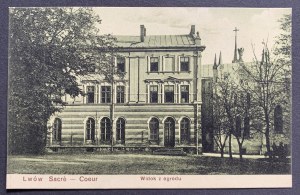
140,25 -> 146,42
190,25 -> 195,35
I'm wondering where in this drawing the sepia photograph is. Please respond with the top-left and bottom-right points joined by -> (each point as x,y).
6,7 -> 292,189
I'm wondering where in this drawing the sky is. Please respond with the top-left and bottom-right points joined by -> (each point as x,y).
93,7 -> 291,65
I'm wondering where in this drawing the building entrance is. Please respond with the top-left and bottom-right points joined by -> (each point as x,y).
164,117 -> 175,147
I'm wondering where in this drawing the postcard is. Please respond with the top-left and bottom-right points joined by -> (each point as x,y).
6,7 -> 292,189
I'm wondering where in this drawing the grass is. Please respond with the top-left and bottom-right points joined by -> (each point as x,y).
7,153 -> 291,175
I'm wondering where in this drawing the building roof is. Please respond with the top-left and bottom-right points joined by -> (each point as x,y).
114,34 -> 200,48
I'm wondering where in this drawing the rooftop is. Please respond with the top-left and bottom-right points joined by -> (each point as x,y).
113,25 -> 204,49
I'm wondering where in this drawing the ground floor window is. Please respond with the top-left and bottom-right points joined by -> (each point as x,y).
86,118 -> 95,141
53,118 -> 62,142
101,117 -> 111,142
180,118 -> 190,144
116,118 -> 125,143
149,117 -> 159,140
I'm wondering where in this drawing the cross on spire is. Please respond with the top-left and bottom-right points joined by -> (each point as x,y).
232,27 -> 239,63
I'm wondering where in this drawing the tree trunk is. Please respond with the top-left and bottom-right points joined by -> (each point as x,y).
220,147 -> 224,158
265,113 -> 271,158
228,134 -> 233,159
238,142 -> 243,160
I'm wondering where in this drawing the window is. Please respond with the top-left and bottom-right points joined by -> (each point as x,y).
164,85 -> 174,103
101,86 -> 111,103
53,118 -> 62,142
180,57 -> 189,72
149,118 -> 159,140
150,57 -> 159,72
235,116 -> 242,137
116,118 -> 125,143
150,85 -> 158,103
274,105 -> 283,133
180,118 -> 190,144
164,57 -> 174,72
86,118 -> 95,141
87,86 -> 95,104
116,86 -> 125,103
244,117 -> 250,138
181,85 -> 189,103
117,57 -> 125,73
101,117 -> 111,142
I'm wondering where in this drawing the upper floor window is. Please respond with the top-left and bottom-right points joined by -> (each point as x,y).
164,85 -> 174,103
101,86 -> 111,103
180,57 -> 189,72
150,57 -> 159,72
117,57 -> 125,73
87,86 -> 95,104
116,86 -> 125,103
181,85 -> 189,103
150,85 -> 158,103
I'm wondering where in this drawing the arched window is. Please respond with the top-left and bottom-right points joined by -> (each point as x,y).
116,118 -> 125,144
235,116 -> 242,137
244,116 -> 250,138
274,105 -> 283,133
164,117 -> 175,147
101,117 -> 111,141
53,118 -> 62,142
149,118 -> 159,141
180,118 -> 190,144
86,118 -> 95,141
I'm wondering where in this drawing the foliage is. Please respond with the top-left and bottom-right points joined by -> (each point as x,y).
237,14 -> 291,157
8,8 -> 117,154
213,73 -> 252,159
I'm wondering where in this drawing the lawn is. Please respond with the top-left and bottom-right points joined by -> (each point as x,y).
7,153 -> 291,175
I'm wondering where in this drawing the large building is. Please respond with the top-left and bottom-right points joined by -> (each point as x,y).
47,25 -> 290,155
47,25 -> 205,153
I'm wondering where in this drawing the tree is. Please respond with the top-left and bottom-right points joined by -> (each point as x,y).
212,83 -> 229,158
8,8 -> 118,154
237,14 -> 291,158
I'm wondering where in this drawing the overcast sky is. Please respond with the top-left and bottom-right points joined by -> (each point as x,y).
93,7 -> 291,65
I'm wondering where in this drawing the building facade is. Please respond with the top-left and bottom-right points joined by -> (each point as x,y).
47,25 -> 206,152
201,47 -> 291,155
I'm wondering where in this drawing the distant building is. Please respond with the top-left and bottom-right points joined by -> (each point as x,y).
201,29 -> 291,154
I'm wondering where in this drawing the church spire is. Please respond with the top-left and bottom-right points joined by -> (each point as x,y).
232,27 -> 239,63
218,51 -> 222,65
213,53 -> 218,69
